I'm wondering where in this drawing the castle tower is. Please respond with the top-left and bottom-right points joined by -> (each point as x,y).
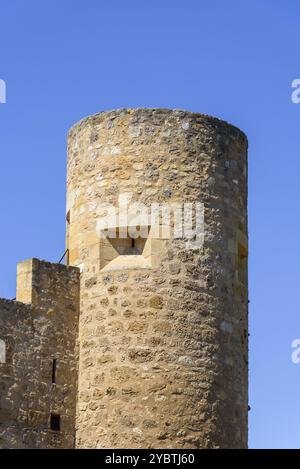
67,108 -> 248,449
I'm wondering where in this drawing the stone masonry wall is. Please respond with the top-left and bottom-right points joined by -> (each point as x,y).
0,259 -> 80,448
67,109 -> 248,449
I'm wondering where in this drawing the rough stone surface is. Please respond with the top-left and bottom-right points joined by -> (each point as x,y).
67,108 -> 248,449
0,108 -> 248,449
0,259 -> 80,448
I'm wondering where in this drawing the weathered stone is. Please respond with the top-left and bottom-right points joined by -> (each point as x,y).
67,109 -> 248,450
0,259 -> 79,448
0,108 -> 248,450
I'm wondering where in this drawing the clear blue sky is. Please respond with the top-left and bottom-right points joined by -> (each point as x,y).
1,0 -> 300,448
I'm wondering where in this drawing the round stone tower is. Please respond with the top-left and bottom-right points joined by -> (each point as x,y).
66,108 -> 248,449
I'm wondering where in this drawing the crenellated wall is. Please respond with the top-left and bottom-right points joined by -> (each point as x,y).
0,259 -> 80,448
0,107 -> 249,449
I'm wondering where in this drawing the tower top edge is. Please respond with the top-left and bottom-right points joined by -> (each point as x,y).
68,107 -> 247,143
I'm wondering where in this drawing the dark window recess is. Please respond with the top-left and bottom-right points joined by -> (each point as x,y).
52,359 -> 57,384
50,413 -> 60,431
66,210 -> 70,224
108,228 -> 148,256
238,242 -> 247,285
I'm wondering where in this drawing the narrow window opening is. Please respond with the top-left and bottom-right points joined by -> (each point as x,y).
66,210 -> 70,224
108,228 -> 147,256
52,359 -> 57,384
238,243 -> 247,285
0,339 -> 6,364
50,413 -> 60,431
99,226 -> 152,271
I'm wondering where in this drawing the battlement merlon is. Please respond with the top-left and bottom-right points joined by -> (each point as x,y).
16,258 -> 80,311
